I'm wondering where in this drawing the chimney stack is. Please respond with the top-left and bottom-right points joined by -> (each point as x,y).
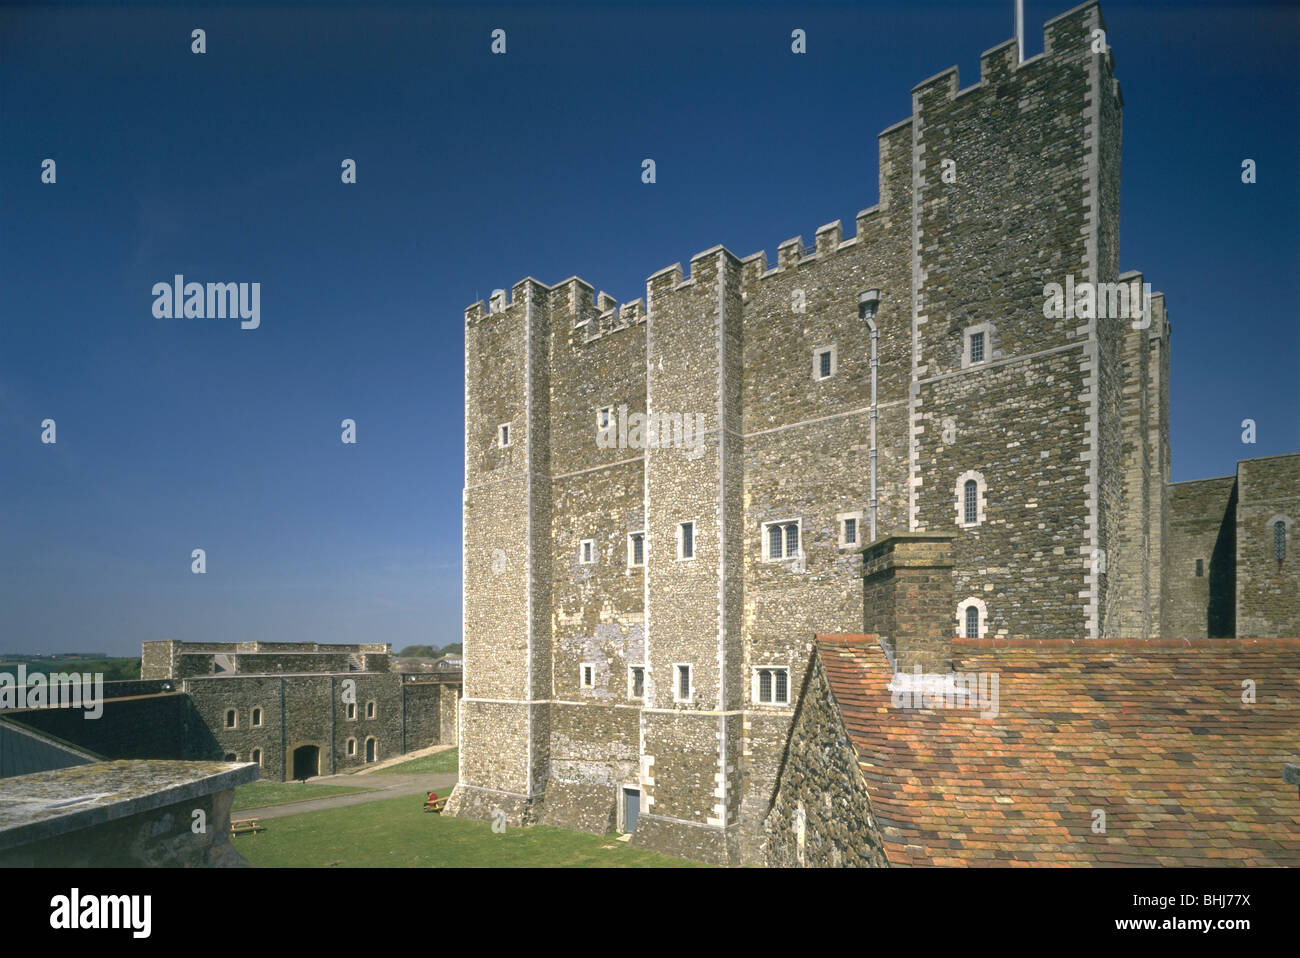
861,532 -> 956,672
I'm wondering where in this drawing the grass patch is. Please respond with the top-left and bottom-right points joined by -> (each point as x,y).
232,794 -> 706,867
374,747 -> 458,775
232,781 -> 373,812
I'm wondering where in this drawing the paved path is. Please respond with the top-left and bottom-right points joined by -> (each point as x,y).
244,772 -> 458,820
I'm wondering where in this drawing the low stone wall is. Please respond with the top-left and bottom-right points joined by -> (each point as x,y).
0,760 -> 257,867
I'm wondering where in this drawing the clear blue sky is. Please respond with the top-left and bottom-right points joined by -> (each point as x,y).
2,0 -> 1296,656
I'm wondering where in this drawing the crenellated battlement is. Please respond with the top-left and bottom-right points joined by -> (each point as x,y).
913,0 -> 1110,108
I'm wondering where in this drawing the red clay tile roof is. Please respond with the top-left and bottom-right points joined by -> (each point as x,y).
813,634 -> 1300,867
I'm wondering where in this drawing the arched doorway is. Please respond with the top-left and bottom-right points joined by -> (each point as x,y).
292,744 -> 320,780
365,738 -> 376,763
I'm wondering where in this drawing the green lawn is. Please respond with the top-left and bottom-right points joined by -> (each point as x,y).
232,781 -> 373,812
374,747 -> 458,775
231,794 -> 706,867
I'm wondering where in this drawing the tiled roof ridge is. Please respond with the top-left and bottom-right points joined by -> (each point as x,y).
956,636 -> 1300,649
813,633 -> 879,646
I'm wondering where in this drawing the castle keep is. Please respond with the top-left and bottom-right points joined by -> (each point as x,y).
452,2 -> 1299,865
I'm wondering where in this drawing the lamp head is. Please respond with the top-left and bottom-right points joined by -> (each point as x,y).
858,288 -> 881,322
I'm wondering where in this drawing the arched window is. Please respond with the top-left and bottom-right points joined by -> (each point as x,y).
957,597 -> 988,640
955,471 -> 986,528
1275,521 -> 1287,561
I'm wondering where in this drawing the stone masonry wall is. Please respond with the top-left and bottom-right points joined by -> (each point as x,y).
764,652 -> 888,867
1162,476 -> 1236,638
1236,454 -> 1300,638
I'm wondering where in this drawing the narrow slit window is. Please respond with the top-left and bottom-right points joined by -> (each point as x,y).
965,605 -> 979,639
1275,521 -> 1286,561
844,517 -> 857,545
969,331 -> 985,364
679,522 -> 695,560
964,480 -> 978,525
676,664 -> 691,701
1195,558 -> 1204,577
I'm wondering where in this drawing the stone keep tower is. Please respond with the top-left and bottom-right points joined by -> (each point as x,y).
450,1 -> 1171,865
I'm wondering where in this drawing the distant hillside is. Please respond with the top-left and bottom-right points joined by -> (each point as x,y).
0,656 -> 141,682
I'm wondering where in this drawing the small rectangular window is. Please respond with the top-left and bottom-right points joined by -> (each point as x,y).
970,331 -> 985,364
838,512 -> 864,549
581,664 -> 594,689
628,532 -> 645,568
678,522 -> 695,560
629,666 -> 645,700
225,709 -> 236,729
498,423 -> 511,448
813,346 -> 836,381
580,539 -> 596,564
1195,558 -> 1204,577
675,664 -> 692,702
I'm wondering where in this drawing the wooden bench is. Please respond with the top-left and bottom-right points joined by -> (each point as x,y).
423,796 -> 447,814
231,818 -> 265,836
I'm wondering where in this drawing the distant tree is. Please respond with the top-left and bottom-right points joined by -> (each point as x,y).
440,644 -> 463,656
397,645 -> 438,658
